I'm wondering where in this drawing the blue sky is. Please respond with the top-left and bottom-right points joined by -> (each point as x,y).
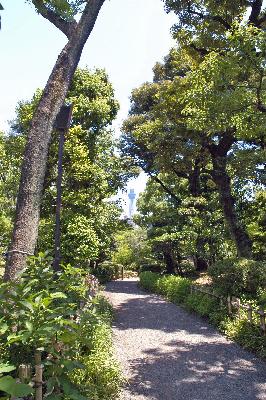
0,1 -> 176,128
0,0 -> 176,208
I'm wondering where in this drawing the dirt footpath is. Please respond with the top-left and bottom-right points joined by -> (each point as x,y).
105,279 -> 266,400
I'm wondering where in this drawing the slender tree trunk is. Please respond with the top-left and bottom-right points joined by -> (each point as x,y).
4,0 -> 105,281
163,244 -> 176,274
193,236 -> 208,271
210,153 -> 252,259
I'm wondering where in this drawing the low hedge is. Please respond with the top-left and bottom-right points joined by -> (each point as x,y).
139,272 -> 191,304
70,296 -> 123,399
139,271 -> 266,359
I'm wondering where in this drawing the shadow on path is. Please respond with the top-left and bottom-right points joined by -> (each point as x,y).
105,279 -> 266,400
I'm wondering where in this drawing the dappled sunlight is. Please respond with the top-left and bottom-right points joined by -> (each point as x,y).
106,279 -> 266,400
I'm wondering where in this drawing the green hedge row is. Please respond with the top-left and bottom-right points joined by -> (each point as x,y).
139,272 -> 266,359
70,296 -> 123,399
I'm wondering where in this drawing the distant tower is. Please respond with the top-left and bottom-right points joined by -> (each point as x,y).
128,189 -> 136,219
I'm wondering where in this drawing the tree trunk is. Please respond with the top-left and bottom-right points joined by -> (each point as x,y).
211,153 -> 252,259
4,0 -> 105,281
163,244 -> 176,274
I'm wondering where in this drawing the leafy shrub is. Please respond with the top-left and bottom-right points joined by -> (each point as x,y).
139,272 -> 191,304
139,271 -> 160,291
92,261 -> 122,283
220,317 -> 266,359
0,254 -> 122,399
258,290 -> 266,308
139,264 -> 165,274
70,322 -> 122,400
208,258 -> 266,297
184,292 -> 219,317
156,275 -> 191,304
178,261 -> 196,276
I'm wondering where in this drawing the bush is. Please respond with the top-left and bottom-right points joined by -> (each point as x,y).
139,271 -> 160,291
208,258 -> 266,297
70,296 -> 122,400
220,316 -> 266,359
156,275 -> 191,304
139,272 -> 191,304
258,290 -> 266,307
139,264 -> 165,274
92,261 -> 122,283
184,292 -> 219,317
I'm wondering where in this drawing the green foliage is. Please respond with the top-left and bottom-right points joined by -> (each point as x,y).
112,227 -> 152,269
139,264 -> 165,274
138,271 -> 160,292
91,261 -> 122,284
157,275 -> 191,304
2,67 -> 132,267
220,317 -> 266,359
0,363 -> 33,398
70,322 -> 122,400
29,0 -> 86,20
0,254 -> 122,399
184,292 -> 219,317
139,272 -> 191,304
121,0 -> 266,265
209,258 -> 266,298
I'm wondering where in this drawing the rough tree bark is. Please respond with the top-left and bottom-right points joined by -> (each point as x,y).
4,0 -> 105,281
208,131 -> 253,259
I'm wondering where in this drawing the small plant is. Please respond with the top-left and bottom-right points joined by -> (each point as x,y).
139,272 -> 191,304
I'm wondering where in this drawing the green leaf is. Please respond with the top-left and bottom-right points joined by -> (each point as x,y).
0,364 -> 15,374
50,292 -> 67,299
6,334 -> 23,344
19,300 -> 34,312
0,376 -> 33,396
0,323 -> 8,335
25,320 -> 33,332
61,360 -> 84,372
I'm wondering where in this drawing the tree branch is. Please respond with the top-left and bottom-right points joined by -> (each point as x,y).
208,129 -> 235,157
190,43 -> 209,56
32,0 -> 77,38
188,9 -> 231,30
248,0 -> 263,26
150,174 -> 181,205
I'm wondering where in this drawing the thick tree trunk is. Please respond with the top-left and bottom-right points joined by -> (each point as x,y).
4,0 -> 105,281
211,153 -> 253,259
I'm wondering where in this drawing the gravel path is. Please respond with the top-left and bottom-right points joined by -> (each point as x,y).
105,278 -> 266,400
